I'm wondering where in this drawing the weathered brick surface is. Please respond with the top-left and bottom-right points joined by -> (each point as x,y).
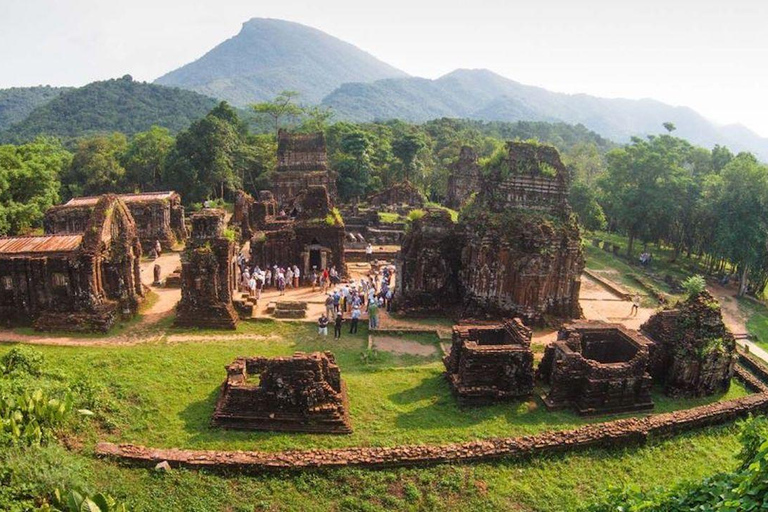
95,359 -> 768,472
212,351 -> 352,434
444,319 -> 534,403
642,291 -> 736,397
272,130 -> 336,207
446,146 -> 480,209
539,322 -> 655,415
174,209 -> 238,329
367,181 -> 425,208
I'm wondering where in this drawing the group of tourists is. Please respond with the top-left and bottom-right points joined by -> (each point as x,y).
316,264 -> 396,338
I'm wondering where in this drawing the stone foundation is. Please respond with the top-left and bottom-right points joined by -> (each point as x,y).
443,319 -> 534,404
212,351 -> 352,434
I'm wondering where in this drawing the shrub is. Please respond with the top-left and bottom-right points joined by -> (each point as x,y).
681,275 -> 706,298
407,209 -> 426,222
0,347 -> 44,376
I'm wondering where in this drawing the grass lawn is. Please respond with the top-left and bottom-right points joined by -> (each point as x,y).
740,297 -> 768,351
0,318 -> 753,511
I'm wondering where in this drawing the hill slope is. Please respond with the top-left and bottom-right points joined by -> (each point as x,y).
0,86 -> 73,132
0,76 -> 218,142
155,18 -> 408,106
323,69 -> 768,159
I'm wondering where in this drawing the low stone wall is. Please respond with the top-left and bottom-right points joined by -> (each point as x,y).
97,362 -> 768,473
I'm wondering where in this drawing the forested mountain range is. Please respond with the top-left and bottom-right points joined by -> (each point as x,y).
0,76 -> 217,143
0,86 -> 72,132
2,18 -> 767,159
155,18 -> 408,105
322,69 -> 768,160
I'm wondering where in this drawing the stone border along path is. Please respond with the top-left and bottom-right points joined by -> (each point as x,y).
96,354 -> 768,473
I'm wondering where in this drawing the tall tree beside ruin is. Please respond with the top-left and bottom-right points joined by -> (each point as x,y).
706,153 -> 768,296
61,133 -> 128,200
392,132 -> 426,182
0,137 -> 71,235
251,90 -> 304,135
163,102 -> 244,204
122,126 -> 174,192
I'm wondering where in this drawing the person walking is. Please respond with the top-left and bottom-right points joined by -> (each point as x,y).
248,275 -> 257,300
325,293 -> 335,320
285,267 -> 294,289
318,314 -> 329,336
630,294 -> 641,316
334,312 -> 343,339
155,240 -> 162,257
349,305 -> 361,334
365,242 -> 373,262
292,265 -> 300,288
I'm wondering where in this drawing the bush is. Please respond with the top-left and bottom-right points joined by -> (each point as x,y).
407,209 -> 426,222
0,347 -> 44,376
681,275 -> 706,298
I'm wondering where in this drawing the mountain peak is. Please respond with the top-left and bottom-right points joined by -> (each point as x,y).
155,18 -> 407,105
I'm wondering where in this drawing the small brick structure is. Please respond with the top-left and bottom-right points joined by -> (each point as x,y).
174,209 -> 238,329
539,322 -> 654,415
0,195 -> 144,332
642,291 -> 737,397
45,191 -> 187,251
212,351 -> 352,434
444,319 -> 534,404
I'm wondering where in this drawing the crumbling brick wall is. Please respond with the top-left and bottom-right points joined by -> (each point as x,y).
446,146 -> 480,209
367,181 -> 426,208
641,291 -> 736,397
444,319 -> 534,403
539,322 -> 654,415
213,351 -> 352,434
395,209 -> 463,313
174,209 -> 238,329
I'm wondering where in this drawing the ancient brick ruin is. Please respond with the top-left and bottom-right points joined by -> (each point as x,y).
45,191 -> 187,251
0,195 -> 144,332
230,190 -> 278,242
642,290 -> 736,397
367,180 -> 426,208
249,186 -> 345,277
538,322 -> 654,415
444,319 -> 534,404
446,145 -> 480,209
174,209 -> 238,329
212,351 -> 352,434
395,209 -> 463,313
396,141 -> 583,324
272,130 -> 336,208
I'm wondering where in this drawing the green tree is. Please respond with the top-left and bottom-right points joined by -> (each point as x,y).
0,138 -> 70,235
61,133 -> 128,199
569,181 -> 607,231
164,102 -> 244,203
251,90 -> 304,135
121,126 -> 174,192
391,132 -> 426,181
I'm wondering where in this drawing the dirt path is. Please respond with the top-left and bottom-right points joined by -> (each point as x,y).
707,283 -> 749,335
371,336 -> 438,356
579,274 -> 655,329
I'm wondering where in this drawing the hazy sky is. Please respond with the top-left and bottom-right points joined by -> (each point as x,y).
2,0 -> 767,136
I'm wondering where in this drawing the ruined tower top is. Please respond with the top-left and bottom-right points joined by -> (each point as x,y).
277,130 -> 328,173
190,209 -> 225,239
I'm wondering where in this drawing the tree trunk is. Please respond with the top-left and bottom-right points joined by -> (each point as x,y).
739,264 -> 749,297
627,233 -> 635,259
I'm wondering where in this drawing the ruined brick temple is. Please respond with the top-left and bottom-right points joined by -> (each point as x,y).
446,145 -> 480,209
444,319 -> 534,404
397,141 -> 583,323
642,290 -> 736,397
45,191 -> 187,251
248,186 -> 346,277
0,195 -> 144,332
212,351 -> 352,434
272,130 -> 336,208
395,209 -> 463,313
174,209 -> 238,329
538,322 -> 654,415
366,180 -> 426,209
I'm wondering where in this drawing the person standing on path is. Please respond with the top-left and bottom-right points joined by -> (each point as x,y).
365,243 -> 373,262
350,305 -> 361,334
630,294 -> 641,316
325,294 -> 335,319
369,300 -> 379,330
334,312 -> 344,339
